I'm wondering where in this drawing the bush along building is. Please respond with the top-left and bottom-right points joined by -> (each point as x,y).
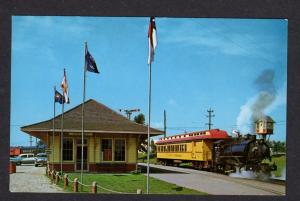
21,99 -> 163,172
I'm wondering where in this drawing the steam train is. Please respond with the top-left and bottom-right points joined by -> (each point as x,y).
155,129 -> 276,174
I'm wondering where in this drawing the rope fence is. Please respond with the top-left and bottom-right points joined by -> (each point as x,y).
95,184 -> 136,194
77,181 -> 93,187
46,167 -> 142,194
66,177 -> 75,183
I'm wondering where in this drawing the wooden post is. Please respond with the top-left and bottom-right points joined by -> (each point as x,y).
137,189 -> 143,194
91,181 -> 97,194
9,162 -> 16,174
73,178 -> 78,192
64,174 -> 68,190
52,170 -> 56,181
55,172 -> 60,184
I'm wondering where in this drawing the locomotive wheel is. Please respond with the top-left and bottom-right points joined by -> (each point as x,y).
217,165 -> 224,173
160,160 -> 166,166
198,162 -> 203,170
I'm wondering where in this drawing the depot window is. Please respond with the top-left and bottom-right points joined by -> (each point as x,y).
63,138 -> 73,161
114,139 -> 125,161
101,139 -> 112,161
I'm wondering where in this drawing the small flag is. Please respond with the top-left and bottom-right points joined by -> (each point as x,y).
85,48 -> 99,74
148,17 -> 157,64
54,90 -> 65,104
61,68 -> 70,104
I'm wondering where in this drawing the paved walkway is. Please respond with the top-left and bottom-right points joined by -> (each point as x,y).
139,163 -> 285,195
10,165 -> 64,193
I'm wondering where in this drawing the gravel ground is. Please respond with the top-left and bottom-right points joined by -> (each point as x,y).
10,165 -> 64,193
139,163 -> 285,195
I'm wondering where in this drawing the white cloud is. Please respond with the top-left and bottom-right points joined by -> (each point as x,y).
16,16 -> 93,35
159,20 -> 279,59
236,95 -> 257,133
13,16 -> 94,52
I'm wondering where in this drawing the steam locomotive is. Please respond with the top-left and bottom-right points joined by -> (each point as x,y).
156,129 -> 276,175
213,134 -> 276,174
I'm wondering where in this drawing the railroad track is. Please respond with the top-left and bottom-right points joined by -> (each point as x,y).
268,178 -> 286,185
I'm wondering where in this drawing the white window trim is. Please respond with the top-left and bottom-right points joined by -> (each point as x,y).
99,138 -> 127,162
100,138 -> 113,162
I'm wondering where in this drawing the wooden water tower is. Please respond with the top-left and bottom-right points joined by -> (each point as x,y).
255,116 -> 275,140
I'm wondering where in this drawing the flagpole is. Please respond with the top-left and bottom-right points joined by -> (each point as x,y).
60,100 -> 64,175
146,61 -> 152,194
81,42 -> 87,188
52,86 -> 56,171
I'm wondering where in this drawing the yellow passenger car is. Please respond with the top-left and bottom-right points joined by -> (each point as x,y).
156,129 -> 230,169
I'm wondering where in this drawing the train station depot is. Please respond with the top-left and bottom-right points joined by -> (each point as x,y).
21,99 -> 163,172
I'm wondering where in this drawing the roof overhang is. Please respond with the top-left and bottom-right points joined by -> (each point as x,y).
21,128 -> 163,136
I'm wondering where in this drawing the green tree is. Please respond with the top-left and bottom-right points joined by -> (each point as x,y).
134,113 -> 145,125
150,139 -> 156,154
134,113 -> 147,153
267,140 -> 286,153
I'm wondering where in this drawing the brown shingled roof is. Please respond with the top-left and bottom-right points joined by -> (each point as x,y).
21,99 -> 163,135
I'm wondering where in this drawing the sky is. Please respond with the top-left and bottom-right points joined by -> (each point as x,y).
11,16 -> 287,146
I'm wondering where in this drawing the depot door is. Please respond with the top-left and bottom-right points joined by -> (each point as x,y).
76,139 -> 88,171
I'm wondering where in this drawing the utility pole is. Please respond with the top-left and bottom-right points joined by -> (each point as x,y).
206,108 -> 215,130
119,108 -> 140,120
29,135 -> 33,147
163,110 -> 167,138
35,137 -> 38,154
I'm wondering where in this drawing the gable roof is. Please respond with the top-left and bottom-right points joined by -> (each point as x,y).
156,129 -> 230,144
21,99 -> 163,135
255,116 -> 275,123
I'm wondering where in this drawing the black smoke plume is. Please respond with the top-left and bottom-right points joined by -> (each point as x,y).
250,69 -> 276,131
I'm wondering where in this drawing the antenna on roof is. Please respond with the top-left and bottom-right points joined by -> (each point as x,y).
119,108 -> 140,120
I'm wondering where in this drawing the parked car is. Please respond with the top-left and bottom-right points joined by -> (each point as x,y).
13,153 -> 35,165
10,157 -> 17,162
34,153 -> 47,167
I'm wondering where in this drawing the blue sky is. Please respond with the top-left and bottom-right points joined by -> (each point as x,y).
11,16 -> 287,146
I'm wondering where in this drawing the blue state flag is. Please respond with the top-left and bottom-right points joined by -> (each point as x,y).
54,90 -> 65,104
85,50 -> 99,74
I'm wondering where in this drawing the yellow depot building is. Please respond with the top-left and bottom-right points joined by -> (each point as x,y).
21,99 -> 163,172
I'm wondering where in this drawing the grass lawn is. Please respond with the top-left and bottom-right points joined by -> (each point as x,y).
56,173 -> 207,195
268,155 -> 286,177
